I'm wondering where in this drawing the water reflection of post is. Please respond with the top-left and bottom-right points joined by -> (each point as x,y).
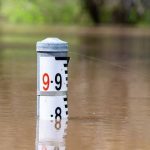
36,119 -> 68,150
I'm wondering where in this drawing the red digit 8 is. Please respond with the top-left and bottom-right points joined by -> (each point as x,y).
43,73 -> 50,91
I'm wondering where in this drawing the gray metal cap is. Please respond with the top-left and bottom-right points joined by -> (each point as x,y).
36,38 -> 68,52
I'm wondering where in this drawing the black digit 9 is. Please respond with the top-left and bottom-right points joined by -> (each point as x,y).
55,73 -> 62,90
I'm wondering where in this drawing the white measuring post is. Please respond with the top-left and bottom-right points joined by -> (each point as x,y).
36,38 -> 69,120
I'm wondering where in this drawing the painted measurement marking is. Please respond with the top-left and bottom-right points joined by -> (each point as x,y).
40,57 -> 69,92
39,96 -> 68,120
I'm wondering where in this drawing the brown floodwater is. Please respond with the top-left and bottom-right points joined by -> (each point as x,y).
0,26 -> 150,150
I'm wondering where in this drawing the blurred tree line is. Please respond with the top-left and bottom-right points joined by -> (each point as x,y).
1,0 -> 150,25
84,0 -> 150,25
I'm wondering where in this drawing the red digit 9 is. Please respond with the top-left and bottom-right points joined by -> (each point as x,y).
43,73 -> 50,91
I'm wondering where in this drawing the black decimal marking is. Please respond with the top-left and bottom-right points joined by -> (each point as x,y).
66,111 -> 68,115
64,98 -> 67,101
64,64 -> 68,67
65,70 -> 68,74
55,73 -> 62,90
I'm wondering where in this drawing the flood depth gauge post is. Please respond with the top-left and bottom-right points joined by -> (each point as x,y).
36,38 -> 69,120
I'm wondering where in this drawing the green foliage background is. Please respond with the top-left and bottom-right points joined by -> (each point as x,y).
1,0 -> 150,25
1,0 -> 82,24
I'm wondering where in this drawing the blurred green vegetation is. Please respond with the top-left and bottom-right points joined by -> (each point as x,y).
1,0 -> 82,25
1,0 -> 150,26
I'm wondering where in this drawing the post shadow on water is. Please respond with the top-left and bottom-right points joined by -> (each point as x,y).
36,119 -> 68,150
